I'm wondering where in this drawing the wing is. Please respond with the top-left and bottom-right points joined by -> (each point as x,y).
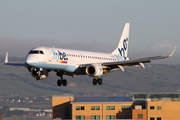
79,46 -> 177,72
4,52 -> 27,67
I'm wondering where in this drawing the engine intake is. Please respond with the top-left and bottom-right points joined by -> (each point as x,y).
31,68 -> 49,80
85,65 -> 103,77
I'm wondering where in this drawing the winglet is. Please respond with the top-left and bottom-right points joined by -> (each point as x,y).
4,52 -> 8,64
167,45 -> 177,58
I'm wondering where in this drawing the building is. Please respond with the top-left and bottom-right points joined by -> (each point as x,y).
52,95 -> 74,119
132,93 -> 180,120
52,93 -> 180,120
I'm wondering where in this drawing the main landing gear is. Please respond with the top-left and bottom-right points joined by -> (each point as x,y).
57,79 -> 67,86
56,72 -> 67,87
92,78 -> 103,85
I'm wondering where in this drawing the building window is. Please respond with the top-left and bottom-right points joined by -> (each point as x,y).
157,117 -> 161,120
157,106 -> 161,110
122,115 -> 131,119
111,106 -> 115,110
138,114 -> 143,119
106,115 -> 115,119
106,106 -> 110,110
91,116 -> 95,119
121,115 -> 125,119
121,106 -> 125,110
96,116 -> 100,119
91,106 -> 95,110
76,116 -> 85,119
91,115 -> 100,119
65,107 -> 70,117
76,106 -> 85,110
150,106 -> 154,110
126,115 -> 130,119
150,117 -> 154,120
111,115 -> 115,119
81,106 -> 85,110
106,116 -> 110,119
76,106 -> 80,110
96,106 -> 100,110
126,106 -> 130,110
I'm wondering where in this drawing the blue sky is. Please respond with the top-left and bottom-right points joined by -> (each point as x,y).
0,0 -> 179,64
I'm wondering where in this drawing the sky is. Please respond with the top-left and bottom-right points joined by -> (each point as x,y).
0,0 -> 180,64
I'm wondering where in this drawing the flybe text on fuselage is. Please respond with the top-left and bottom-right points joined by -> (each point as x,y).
51,49 -> 68,63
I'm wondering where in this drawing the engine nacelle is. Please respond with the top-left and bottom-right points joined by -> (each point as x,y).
31,68 -> 49,80
85,65 -> 103,77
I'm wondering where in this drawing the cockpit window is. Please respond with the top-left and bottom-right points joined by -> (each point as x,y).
40,51 -> 44,54
29,50 -> 44,54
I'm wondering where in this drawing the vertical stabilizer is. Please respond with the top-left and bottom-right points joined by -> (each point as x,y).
112,23 -> 130,57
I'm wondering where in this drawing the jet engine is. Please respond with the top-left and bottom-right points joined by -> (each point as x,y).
85,65 -> 103,77
31,68 -> 49,80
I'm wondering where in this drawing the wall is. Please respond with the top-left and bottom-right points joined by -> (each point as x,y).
147,101 -> 180,120
52,96 -> 74,119
71,102 -> 133,120
132,109 -> 147,120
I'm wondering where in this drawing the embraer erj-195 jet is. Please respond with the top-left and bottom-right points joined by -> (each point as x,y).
4,23 -> 176,86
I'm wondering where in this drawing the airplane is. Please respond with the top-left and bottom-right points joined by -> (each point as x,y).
4,23 -> 176,87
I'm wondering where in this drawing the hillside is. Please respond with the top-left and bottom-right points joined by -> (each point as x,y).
0,58 -> 180,96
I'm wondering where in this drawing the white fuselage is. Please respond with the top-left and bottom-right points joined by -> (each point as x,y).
25,47 -> 128,75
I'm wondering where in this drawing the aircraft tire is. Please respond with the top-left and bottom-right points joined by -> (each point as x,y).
62,79 -> 67,86
57,80 -> 62,86
98,78 -> 103,85
92,78 -> 97,85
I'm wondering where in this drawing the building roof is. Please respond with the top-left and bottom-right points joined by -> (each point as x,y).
71,97 -> 131,104
132,92 -> 180,101
52,95 -> 74,98
132,92 -> 180,95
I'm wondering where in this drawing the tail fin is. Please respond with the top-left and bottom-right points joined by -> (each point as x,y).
112,23 -> 130,57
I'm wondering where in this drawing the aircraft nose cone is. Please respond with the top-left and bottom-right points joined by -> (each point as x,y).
25,57 -> 31,65
25,55 -> 35,65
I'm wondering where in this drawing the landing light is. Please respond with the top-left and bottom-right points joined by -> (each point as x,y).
75,64 -> 79,68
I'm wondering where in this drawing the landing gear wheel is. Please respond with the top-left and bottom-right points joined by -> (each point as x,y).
56,72 -> 68,87
93,78 -> 97,85
57,80 -> 62,86
98,78 -> 103,85
62,79 -> 67,86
